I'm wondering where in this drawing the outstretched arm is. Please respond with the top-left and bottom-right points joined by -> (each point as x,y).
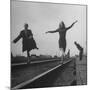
74,41 -> 83,51
66,20 -> 78,30
45,29 -> 59,34
13,32 -> 22,43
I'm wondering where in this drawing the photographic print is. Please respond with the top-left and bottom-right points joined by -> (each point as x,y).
11,0 -> 87,89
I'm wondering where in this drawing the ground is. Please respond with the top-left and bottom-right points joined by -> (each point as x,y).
11,55 -> 87,89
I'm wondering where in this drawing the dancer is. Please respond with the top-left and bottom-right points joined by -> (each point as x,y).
46,20 -> 77,62
74,41 -> 83,60
13,23 -> 38,64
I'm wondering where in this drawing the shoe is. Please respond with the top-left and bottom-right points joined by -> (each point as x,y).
36,47 -> 39,49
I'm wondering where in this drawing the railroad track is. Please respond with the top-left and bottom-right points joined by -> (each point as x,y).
11,58 -> 61,66
11,58 -> 73,90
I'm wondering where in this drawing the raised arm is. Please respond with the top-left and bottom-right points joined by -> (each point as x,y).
74,41 -> 83,51
45,29 -> 59,34
66,20 -> 78,30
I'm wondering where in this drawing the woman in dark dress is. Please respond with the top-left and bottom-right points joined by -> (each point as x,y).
13,23 -> 38,64
46,20 -> 77,61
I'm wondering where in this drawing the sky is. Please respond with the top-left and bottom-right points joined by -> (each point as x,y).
11,1 -> 87,57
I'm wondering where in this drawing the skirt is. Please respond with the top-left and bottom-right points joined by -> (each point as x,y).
59,38 -> 66,52
22,38 -> 38,52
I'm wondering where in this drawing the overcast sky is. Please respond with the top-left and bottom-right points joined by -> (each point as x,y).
11,1 -> 87,57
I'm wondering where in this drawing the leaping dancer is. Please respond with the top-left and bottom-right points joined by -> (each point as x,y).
13,23 -> 38,64
46,20 -> 77,62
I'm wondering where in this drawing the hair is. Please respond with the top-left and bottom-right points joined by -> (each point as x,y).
59,21 -> 66,29
24,23 -> 28,28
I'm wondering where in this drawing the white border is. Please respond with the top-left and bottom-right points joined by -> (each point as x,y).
0,0 -> 89,90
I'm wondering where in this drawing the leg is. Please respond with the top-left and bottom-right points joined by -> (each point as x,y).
27,50 -> 30,57
27,50 -> 30,64
60,48 -> 65,64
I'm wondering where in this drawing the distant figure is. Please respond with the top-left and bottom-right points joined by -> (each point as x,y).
64,49 -> 70,59
74,41 -> 83,60
13,23 -> 38,64
46,20 -> 77,61
67,49 -> 70,58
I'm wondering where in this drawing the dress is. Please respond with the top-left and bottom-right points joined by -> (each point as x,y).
13,29 -> 38,52
59,30 -> 67,52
